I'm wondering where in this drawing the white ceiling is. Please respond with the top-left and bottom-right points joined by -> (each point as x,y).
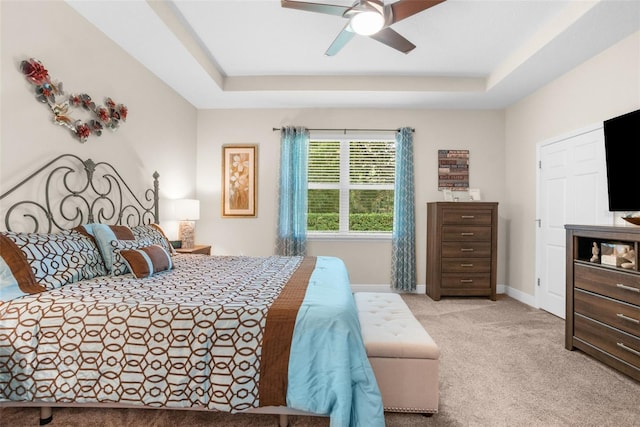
66,0 -> 640,110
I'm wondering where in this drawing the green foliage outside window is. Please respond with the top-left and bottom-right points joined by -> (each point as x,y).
307,213 -> 393,231
308,139 -> 395,233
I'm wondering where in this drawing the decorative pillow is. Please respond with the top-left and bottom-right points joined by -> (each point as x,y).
74,223 -> 97,237
119,244 -> 173,278
0,234 -> 46,301
85,223 -> 135,240
91,223 -> 136,271
131,223 -> 176,255
1,229 -> 108,291
110,238 -> 154,276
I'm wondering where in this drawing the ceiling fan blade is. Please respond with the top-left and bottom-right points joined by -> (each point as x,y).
369,27 -> 415,54
281,0 -> 350,17
389,0 -> 446,24
325,24 -> 356,56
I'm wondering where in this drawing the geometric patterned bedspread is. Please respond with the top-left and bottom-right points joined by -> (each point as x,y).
0,255 -> 304,412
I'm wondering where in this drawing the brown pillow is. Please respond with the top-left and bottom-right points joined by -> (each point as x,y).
118,244 -> 173,279
108,225 -> 136,240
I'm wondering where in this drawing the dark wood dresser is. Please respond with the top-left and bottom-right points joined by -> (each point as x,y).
565,224 -> 640,381
426,202 -> 498,301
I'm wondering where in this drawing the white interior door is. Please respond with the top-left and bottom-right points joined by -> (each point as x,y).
536,126 -> 612,318
538,142 -> 569,318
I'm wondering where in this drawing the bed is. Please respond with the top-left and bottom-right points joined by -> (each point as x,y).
0,154 -> 384,426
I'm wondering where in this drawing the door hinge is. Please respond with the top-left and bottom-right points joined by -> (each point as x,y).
537,278 -> 541,287
536,219 -> 541,228
538,160 -> 542,169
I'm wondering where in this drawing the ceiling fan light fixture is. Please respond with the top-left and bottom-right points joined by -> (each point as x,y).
350,10 -> 384,35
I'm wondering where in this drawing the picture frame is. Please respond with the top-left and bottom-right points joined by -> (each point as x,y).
222,144 -> 257,217
438,149 -> 469,191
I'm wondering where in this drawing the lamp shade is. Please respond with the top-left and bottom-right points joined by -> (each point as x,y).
350,11 -> 384,35
173,199 -> 200,221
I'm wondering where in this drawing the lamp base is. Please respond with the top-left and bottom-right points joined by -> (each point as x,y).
179,220 -> 195,249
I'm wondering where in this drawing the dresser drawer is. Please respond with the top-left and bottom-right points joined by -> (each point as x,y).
575,314 -> 640,369
574,263 -> 640,306
441,241 -> 491,258
442,209 -> 493,225
574,289 -> 640,338
442,226 -> 492,242
441,273 -> 491,289
442,258 -> 491,273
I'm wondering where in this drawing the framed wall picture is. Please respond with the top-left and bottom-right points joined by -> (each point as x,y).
222,144 -> 257,217
438,149 -> 469,191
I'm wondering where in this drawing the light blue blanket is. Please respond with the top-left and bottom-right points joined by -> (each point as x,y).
287,256 -> 384,427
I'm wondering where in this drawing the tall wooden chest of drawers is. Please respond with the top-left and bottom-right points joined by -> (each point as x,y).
426,202 -> 498,301
565,225 -> 640,381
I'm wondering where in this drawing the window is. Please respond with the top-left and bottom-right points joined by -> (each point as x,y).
308,135 -> 395,234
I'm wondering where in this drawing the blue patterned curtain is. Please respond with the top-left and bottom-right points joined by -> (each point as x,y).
276,126 -> 309,256
391,127 -> 416,291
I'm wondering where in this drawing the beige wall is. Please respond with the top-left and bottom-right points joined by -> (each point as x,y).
504,31 -> 640,299
196,109 -> 506,286
3,1 -> 637,296
0,1 -> 198,234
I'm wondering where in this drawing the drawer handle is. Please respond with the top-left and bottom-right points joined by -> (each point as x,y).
460,263 -> 474,267
616,283 -> 640,293
616,342 -> 640,357
461,232 -> 475,236
460,248 -> 475,252
460,279 -> 474,283
616,313 -> 640,324
461,215 -> 475,219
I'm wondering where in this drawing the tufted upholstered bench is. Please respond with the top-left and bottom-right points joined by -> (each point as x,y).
354,292 -> 440,414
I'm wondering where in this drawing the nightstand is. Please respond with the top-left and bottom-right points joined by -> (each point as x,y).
175,245 -> 211,255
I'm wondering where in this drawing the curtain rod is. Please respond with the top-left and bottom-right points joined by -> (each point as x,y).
272,127 -> 415,133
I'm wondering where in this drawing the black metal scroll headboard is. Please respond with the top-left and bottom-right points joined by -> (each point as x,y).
0,154 -> 159,232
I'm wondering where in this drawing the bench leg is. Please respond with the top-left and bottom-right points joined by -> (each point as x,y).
279,414 -> 289,427
40,407 -> 53,425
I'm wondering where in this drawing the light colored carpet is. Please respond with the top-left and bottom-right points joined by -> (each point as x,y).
2,295 -> 639,426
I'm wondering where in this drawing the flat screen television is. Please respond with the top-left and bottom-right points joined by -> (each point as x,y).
603,108 -> 640,212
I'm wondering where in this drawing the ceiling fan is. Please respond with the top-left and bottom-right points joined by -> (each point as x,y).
281,0 -> 446,56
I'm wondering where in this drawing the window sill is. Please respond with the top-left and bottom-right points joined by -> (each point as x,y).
307,232 -> 392,242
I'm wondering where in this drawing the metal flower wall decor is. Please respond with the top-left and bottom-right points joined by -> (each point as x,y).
20,58 -> 128,143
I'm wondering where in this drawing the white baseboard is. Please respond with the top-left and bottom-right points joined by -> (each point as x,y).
500,284 -> 536,307
351,283 -> 537,309
496,284 -> 506,294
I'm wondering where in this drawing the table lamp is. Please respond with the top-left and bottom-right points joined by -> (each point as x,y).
174,199 -> 200,249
